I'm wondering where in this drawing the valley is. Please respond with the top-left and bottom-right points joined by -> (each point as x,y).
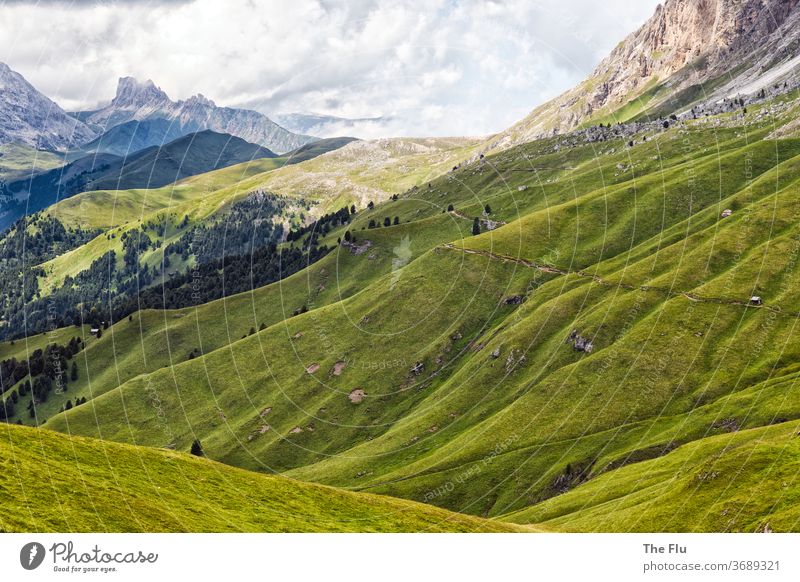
2,0 -> 800,534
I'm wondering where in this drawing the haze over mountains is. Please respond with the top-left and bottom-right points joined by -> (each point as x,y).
276,113 -> 388,139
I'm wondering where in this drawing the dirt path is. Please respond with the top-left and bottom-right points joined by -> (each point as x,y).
440,243 -> 800,318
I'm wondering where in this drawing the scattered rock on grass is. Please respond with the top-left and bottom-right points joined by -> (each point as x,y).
348,389 -> 367,403
503,295 -> 524,305
566,329 -> 594,353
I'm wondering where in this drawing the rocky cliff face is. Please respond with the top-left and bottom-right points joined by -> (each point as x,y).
82,77 -> 315,154
0,63 -> 96,151
497,0 -> 800,148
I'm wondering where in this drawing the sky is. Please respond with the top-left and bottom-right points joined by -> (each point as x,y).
0,0 -> 662,138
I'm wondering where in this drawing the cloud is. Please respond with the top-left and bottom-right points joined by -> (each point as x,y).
1,0 -> 191,4
0,0 -> 661,137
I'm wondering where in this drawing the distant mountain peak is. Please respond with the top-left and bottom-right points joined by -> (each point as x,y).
81,77 -> 313,154
0,61 -> 96,150
111,76 -> 169,108
185,93 -> 216,108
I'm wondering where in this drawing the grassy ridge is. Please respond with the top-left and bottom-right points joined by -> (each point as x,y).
503,421 -> 800,532
0,424 -> 526,532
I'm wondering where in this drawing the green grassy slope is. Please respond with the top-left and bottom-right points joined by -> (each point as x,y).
503,421 -> 800,532
0,143 -> 64,181
34,135 -> 458,293
8,91 -> 800,532
0,424 -> 525,532
253,137 -> 484,211
6,214 -> 464,426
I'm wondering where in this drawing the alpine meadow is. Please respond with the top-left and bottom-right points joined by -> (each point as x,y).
3,0 -> 800,541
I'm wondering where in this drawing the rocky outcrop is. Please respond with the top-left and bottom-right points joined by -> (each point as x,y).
567,329 -> 594,354
80,77 -> 315,154
496,0 -> 800,149
0,62 -> 96,150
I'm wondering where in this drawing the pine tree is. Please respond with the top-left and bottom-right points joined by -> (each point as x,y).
71,361 -> 78,382
393,216 -> 400,225
0,398 -> 14,420
484,204 -> 492,215
190,439 -> 204,457
472,218 -> 481,236
383,217 -> 391,227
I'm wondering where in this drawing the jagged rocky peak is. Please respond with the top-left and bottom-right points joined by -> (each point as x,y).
0,61 -> 96,150
184,93 -> 216,108
0,61 -> 27,90
81,76 -> 314,154
495,0 -> 800,149
111,76 -> 169,107
590,0 -> 800,110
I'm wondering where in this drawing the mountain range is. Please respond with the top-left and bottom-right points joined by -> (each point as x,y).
0,130 -> 276,230
0,65 -> 315,155
76,117 -> 188,157
76,77 -> 315,154
4,0 -> 800,534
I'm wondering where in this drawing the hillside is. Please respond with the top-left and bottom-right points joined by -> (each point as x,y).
77,118 -> 188,157
0,130 -> 275,230
254,136 -> 484,209
32,135 -> 480,320
495,0 -> 800,148
0,84 -> 791,531
4,0 -> 800,535
0,424 -> 525,532
83,130 -> 277,191
504,421 -> 800,532
0,142 -> 64,181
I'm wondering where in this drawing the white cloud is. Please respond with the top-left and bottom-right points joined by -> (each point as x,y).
0,0 -> 661,137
